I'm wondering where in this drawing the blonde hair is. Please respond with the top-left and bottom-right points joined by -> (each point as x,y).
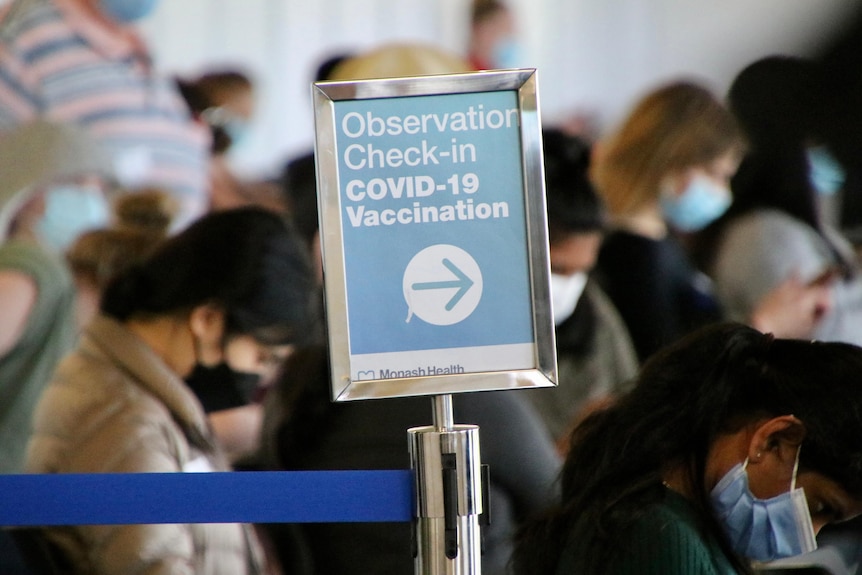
592,81 -> 744,217
66,229 -> 162,290
328,43 -> 471,81
112,188 -> 179,234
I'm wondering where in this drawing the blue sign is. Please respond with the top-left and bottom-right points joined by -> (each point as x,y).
336,90 -> 533,357
314,70 -> 556,399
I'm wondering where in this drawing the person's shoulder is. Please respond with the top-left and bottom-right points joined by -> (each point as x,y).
606,230 -> 684,261
722,208 -> 821,255
43,342 -> 140,413
1,241 -> 66,279
0,266 -> 37,356
628,494 -> 705,542
598,230 -> 667,276
583,281 -> 639,375
726,207 -> 806,236
0,264 -> 37,295
584,280 -> 623,322
555,494 -> 733,575
0,241 -> 69,283
34,341 -> 183,459
602,229 -> 660,251
610,495 -> 728,574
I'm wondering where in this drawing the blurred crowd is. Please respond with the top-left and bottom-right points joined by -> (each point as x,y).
3,0 -> 862,574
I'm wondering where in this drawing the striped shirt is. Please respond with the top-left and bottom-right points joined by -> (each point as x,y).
0,0 -> 210,229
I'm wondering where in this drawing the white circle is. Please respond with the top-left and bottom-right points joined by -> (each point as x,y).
403,244 -> 482,326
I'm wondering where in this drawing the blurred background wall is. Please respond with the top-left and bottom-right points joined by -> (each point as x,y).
133,0 -> 856,178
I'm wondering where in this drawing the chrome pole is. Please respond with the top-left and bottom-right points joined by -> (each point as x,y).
410,394 -> 483,574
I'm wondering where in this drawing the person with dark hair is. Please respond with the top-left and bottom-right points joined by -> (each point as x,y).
178,70 -> 255,158
277,51 -> 354,284
176,68 -> 285,214
281,152 -> 322,282
312,52 -> 354,84
513,321 -> 862,574
25,206 -> 314,575
260,344 -> 560,575
523,128 -> 638,447
697,55 -> 862,348
814,5 -> 862,236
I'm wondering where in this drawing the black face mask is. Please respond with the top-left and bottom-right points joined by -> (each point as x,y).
184,362 -> 261,413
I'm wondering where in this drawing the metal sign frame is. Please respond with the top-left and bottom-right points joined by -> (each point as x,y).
313,69 -> 556,401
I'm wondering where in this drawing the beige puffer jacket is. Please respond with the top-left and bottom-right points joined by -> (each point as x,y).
26,315 -> 266,575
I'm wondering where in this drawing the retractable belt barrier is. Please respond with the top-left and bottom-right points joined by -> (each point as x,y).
0,470 -> 414,526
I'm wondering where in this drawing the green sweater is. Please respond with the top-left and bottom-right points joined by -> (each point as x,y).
555,489 -> 740,575
0,240 -> 75,473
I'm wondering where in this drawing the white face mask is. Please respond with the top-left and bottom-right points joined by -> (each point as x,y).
550,272 -> 587,325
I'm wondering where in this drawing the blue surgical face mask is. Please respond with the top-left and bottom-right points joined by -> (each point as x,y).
710,449 -> 817,562
98,0 -> 159,23
37,185 -> 110,253
661,174 -> 731,232
807,146 -> 846,197
491,38 -> 523,69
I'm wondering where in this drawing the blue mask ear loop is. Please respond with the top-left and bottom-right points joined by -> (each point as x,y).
790,445 -> 801,491
743,445 -> 802,490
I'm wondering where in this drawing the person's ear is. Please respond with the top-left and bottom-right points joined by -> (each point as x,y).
747,415 -> 806,467
745,415 -> 806,498
189,303 -> 226,364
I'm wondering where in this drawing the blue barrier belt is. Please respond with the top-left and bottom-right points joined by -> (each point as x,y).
0,470 -> 414,526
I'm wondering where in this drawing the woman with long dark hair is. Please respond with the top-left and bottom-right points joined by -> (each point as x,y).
513,322 -> 862,574
26,206 -> 314,575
